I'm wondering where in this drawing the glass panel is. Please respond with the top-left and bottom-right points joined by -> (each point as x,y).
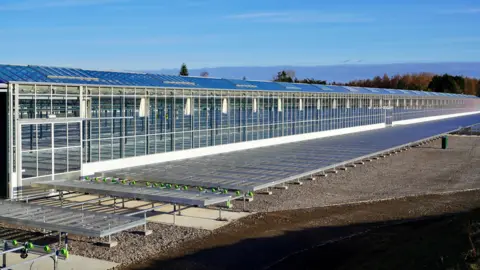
37,150 -> 52,176
136,136 -> 146,156
54,148 -> 68,174
112,139 -> 122,159
67,98 -> 80,118
68,122 -> 81,146
52,86 -> 66,95
22,151 -> 37,179
21,124 -> 37,151
67,86 -> 80,95
89,140 -> 99,162
68,147 -> 81,172
52,99 -> 67,117
124,138 -> 135,158
100,139 -> 112,161
36,85 -> 50,95
54,123 -> 68,148
37,124 -> 52,150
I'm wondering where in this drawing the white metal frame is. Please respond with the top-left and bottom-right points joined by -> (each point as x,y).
16,117 -> 83,188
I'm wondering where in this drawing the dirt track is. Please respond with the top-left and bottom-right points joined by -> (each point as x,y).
130,190 -> 480,270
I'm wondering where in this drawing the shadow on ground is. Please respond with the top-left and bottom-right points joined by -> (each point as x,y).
132,209 -> 480,270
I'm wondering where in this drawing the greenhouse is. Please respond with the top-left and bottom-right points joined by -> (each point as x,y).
0,64 -> 479,198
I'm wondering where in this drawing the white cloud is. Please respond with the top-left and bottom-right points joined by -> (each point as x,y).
0,0 -> 130,11
225,11 -> 374,23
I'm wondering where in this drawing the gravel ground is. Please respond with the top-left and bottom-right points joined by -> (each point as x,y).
1,136 -> 479,269
231,136 -> 480,212
0,222 -> 211,267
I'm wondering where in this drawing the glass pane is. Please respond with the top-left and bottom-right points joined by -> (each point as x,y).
67,98 -> 80,118
89,139 -> 99,162
124,138 -> 135,158
68,147 -> 81,172
37,150 -> 52,176
68,122 -> 81,147
37,124 -> 52,150
22,151 -> 37,179
52,99 -> 67,118
112,139 -> 122,159
54,123 -> 68,148
100,139 -> 112,161
136,136 -> 146,156
21,124 -> 37,151
54,148 -> 68,174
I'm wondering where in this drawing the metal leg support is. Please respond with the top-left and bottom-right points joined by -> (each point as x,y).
59,191 -> 64,206
243,195 -> 247,212
173,204 -> 176,224
3,242 -> 7,267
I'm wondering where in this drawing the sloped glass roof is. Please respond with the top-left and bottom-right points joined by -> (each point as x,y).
0,64 -> 477,98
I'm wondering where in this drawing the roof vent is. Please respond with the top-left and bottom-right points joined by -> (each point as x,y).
236,84 -> 257,88
163,81 -> 196,86
47,75 -> 99,81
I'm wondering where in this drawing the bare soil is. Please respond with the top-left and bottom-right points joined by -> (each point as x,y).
129,190 -> 480,270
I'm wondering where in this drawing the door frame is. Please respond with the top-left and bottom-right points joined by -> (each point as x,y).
16,117 -> 83,188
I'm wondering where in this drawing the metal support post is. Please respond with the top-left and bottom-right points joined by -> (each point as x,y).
2,242 -> 7,267
113,197 -> 116,214
53,253 -> 58,270
65,233 -> 68,251
144,212 -> 148,232
243,195 -> 246,212
173,204 -> 176,224
59,191 -> 63,206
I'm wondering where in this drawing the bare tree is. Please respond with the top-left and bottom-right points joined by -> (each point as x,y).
200,71 -> 209,77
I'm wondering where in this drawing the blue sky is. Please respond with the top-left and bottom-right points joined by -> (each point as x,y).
0,0 -> 479,70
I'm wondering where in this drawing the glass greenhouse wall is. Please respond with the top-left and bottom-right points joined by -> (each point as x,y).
11,84 -> 479,174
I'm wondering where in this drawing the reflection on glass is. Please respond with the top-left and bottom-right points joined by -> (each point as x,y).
37,150 -> 52,177
22,151 -> 37,179
68,122 -> 81,146
54,149 -> 68,174
21,124 -> 37,151
37,124 -> 52,150
68,147 -> 81,172
54,123 -> 68,148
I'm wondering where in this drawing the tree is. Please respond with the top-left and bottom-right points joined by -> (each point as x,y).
428,74 -> 462,94
179,63 -> 189,76
200,71 -> 209,77
273,70 -> 294,82
297,78 -> 327,85
242,76 -> 247,80
477,80 -> 480,97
